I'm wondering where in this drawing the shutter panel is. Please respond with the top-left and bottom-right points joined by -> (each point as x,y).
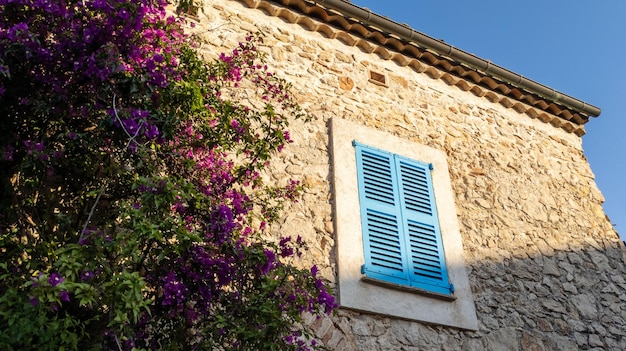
355,143 -> 409,284
396,157 -> 452,295
355,142 -> 452,295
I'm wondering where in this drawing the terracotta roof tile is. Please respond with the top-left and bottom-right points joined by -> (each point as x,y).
233,0 -> 596,135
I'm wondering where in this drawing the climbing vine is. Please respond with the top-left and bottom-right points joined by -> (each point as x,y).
0,1 -> 335,349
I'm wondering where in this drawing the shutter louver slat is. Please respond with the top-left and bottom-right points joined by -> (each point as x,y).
399,163 -> 432,215
367,210 -> 404,272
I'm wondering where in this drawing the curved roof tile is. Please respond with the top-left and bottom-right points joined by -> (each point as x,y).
233,0 -> 593,135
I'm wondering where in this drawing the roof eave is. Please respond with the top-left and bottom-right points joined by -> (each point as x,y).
312,0 -> 600,118
231,0 -> 600,135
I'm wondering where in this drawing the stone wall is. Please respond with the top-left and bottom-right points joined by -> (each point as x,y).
193,1 -> 626,349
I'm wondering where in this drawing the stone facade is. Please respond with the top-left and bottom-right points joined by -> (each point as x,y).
193,1 -> 626,349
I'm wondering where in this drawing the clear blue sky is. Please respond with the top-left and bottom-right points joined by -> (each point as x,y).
354,0 -> 625,240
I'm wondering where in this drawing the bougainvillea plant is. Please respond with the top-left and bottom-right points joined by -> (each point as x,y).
0,0 -> 336,350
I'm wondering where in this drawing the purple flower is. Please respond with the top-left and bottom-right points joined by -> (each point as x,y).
3,146 -> 14,161
7,22 -> 29,41
80,270 -> 94,281
162,271 -> 186,307
122,118 -> 140,135
23,140 -> 33,153
283,130 -> 292,143
78,235 -> 91,246
260,249 -> 276,275
280,246 -> 293,257
118,8 -> 131,20
29,296 -> 39,306
279,237 -> 294,257
24,140 -> 45,155
59,291 -> 70,303
208,205 -> 236,244
48,273 -> 63,287
317,290 -> 337,312
172,202 -> 185,214
219,53 -> 231,63
144,124 -> 160,139
124,339 -> 135,349
145,59 -> 156,71
79,227 -> 97,245
310,265 -> 318,277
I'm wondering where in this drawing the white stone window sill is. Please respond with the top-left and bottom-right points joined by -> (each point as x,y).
361,277 -> 458,302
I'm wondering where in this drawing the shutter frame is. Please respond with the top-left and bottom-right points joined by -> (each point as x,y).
396,155 -> 452,295
355,142 -> 453,295
355,142 -> 410,285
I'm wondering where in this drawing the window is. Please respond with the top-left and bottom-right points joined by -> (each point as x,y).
331,118 -> 478,330
355,142 -> 454,296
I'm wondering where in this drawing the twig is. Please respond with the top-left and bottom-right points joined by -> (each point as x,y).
112,94 -> 145,149
79,181 -> 108,243
114,332 -> 123,351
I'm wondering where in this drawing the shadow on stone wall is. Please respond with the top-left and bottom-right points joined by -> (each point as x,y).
306,239 -> 626,351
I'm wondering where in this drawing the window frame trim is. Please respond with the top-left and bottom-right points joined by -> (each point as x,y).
331,117 -> 478,330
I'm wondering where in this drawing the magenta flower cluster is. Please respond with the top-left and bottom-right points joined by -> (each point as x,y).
1,1 -> 334,350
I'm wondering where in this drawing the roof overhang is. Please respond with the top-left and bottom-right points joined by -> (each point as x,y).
233,0 -> 600,136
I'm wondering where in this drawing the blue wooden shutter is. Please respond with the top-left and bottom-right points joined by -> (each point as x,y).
396,156 -> 452,295
355,142 -> 453,295
355,142 -> 409,285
